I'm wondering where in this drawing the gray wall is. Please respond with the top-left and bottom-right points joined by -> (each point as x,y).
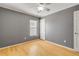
44,5 -> 79,48
0,7 -> 40,47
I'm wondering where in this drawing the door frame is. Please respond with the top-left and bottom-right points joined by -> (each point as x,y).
40,18 -> 46,40
73,10 -> 79,50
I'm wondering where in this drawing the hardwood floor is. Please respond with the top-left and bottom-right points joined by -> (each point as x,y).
0,39 -> 79,56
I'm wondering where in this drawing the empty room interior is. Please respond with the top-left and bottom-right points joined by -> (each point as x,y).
0,3 -> 79,56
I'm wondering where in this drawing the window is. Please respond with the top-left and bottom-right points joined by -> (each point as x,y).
30,20 -> 37,36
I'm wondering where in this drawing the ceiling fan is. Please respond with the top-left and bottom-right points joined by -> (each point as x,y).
37,3 -> 51,13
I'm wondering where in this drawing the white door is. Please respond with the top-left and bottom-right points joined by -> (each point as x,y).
74,11 -> 79,51
40,19 -> 45,40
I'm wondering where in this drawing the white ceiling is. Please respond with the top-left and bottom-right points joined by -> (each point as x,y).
0,3 -> 78,18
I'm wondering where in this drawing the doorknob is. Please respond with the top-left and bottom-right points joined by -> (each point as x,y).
75,32 -> 78,34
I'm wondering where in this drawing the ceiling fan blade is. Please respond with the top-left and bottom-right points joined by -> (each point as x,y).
39,3 -> 51,5
45,8 -> 50,11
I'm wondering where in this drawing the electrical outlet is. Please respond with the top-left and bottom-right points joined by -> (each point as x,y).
24,37 -> 26,40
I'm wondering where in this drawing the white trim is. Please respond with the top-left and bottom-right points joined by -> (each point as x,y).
45,40 -> 79,52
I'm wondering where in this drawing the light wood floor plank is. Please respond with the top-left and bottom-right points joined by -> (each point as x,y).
0,39 -> 79,56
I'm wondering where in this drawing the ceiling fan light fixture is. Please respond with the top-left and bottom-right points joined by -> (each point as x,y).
37,6 -> 44,12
